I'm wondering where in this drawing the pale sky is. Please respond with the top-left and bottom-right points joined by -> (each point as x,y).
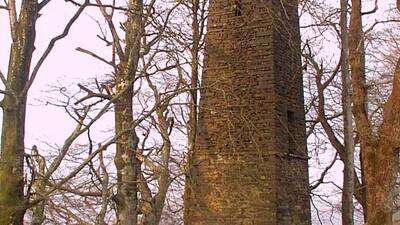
0,1 -> 117,147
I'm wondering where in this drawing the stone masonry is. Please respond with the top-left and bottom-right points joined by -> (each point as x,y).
184,0 -> 311,224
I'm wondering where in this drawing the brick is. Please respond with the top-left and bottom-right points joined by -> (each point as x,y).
184,0 -> 311,224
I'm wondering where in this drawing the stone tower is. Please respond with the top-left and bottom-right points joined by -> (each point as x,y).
184,0 -> 311,224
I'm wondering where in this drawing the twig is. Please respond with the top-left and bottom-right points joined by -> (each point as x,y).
0,70 -> 8,88
361,0 -> 378,15
65,0 -> 127,11
38,0 -> 52,10
95,0 -> 125,60
310,153 -> 338,191
75,47 -> 115,67
75,83 -> 112,105
8,0 -> 17,40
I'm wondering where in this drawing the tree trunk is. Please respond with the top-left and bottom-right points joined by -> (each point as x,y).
364,60 -> 400,225
183,1 -> 203,222
31,146 -> 46,225
187,0 -> 200,168
141,110 -> 171,225
0,1 -> 38,224
349,0 -> 371,221
114,0 -> 143,224
350,1 -> 400,224
114,92 -> 139,225
340,1 -> 355,224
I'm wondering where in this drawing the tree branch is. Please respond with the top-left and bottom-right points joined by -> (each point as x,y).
22,0 -> 88,96
75,47 -> 115,67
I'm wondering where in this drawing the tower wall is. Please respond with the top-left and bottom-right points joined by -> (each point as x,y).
184,0 -> 311,224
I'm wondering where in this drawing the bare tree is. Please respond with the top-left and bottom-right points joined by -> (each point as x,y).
340,1 -> 355,224
0,1 -> 86,223
349,1 -> 400,224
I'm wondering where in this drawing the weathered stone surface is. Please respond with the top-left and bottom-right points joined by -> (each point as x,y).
184,0 -> 311,224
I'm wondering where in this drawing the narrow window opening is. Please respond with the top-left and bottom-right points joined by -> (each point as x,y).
234,0 -> 242,16
287,110 -> 296,154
